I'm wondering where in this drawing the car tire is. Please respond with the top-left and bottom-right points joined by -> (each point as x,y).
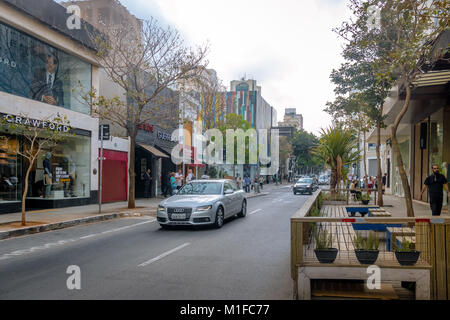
237,200 -> 247,218
214,206 -> 224,229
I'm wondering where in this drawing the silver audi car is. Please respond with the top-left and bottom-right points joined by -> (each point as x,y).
157,179 -> 247,229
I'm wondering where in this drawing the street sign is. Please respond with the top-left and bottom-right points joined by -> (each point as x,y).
99,124 -> 110,141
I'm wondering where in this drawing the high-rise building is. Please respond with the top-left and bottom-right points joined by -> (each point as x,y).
278,108 -> 303,131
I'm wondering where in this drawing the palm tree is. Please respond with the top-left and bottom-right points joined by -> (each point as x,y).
313,126 -> 360,195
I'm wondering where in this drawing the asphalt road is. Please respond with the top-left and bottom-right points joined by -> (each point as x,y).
0,186 -> 310,300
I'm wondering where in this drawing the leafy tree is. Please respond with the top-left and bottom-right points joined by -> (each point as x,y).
291,130 -> 321,174
313,126 -> 361,194
85,17 -> 208,209
333,0 -> 449,216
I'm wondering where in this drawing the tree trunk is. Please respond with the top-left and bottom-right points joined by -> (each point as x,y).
391,84 -> 414,217
21,160 -> 33,226
376,117 -> 384,207
363,130 -> 368,193
330,168 -> 337,196
128,137 -> 136,209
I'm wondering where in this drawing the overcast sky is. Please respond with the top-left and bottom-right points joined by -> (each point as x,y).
104,0 -> 351,135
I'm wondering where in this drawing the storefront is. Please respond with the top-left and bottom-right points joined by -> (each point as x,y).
135,123 -> 177,198
0,114 -> 95,213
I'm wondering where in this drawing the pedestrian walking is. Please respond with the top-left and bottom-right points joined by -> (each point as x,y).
421,165 -> 449,216
170,172 -> 178,194
382,173 -> 387,194
175,169 -> 183,190
144,169 -> 152,198
163,172 -> 172,197
244,175 -> 251,193
186,169 -> 195,183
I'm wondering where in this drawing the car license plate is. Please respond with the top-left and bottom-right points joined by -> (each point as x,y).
171,213 -> 186,220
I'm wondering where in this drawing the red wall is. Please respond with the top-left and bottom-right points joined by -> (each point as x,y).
99,149 -> 128,203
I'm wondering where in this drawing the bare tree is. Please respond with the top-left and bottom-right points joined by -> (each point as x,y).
0,114 -> 70,226
86,17 -> 209,208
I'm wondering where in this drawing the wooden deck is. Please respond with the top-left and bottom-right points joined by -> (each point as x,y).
302,205 -> 429,269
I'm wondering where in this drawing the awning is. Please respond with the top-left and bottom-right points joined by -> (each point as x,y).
138,144 -> 169,158
412,70 -> 450,87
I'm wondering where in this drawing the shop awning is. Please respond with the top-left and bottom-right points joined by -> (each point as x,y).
138,144 -> 169,158
412,70 -> 450,87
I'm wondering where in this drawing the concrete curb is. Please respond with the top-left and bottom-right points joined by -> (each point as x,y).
0,210 -> 156,241
246,192 -> 270,199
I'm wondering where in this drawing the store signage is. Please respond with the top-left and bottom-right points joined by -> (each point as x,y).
0,56 -> 17,69
139,123 -> 154,133
157,131 -> 175,142
55,167 -> 70,183
99,124 -> 110,140
2,114 -> 71,132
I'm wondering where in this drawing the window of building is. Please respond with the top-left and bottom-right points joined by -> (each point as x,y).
25,134 -> 91,200
0,22 -> 92,114
0,134 -> 22,203
429,109 -> 443,171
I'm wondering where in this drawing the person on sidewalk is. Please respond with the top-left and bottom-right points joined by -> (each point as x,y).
163,172 -> 172,197
170,173 -> 178,194
186,169 -> 195,184
144,169 -> 152,198
175,170 -> 183,190
421,165 -> 449,216
259,176 -> 264,190
244,175 -> 251,193
382,173 -> 387,194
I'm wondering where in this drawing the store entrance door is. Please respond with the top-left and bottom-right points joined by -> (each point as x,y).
99,150 -> 128,203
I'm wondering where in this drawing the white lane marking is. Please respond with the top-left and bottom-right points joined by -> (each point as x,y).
249,209 -> 262,215
138,243 -> 191,267
0,219 -> 156,262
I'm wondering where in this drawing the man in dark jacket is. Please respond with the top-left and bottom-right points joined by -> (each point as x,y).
421,165 -> 449,216
144,169 -> 152,198
30,54 -> 64,107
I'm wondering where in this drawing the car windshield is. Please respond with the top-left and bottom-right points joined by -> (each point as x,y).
178,182 -> 222,195
298,178 -> 313,184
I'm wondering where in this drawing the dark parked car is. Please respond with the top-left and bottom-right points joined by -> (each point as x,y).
293,178 -> 318,195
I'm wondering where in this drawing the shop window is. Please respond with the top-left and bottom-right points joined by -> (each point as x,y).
25,134 -> 91,200
0,135 -> 22,203
429,109 -> 443,170
0,22 -> 92,114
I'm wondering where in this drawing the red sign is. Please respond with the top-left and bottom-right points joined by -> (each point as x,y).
139,123 -> 154,133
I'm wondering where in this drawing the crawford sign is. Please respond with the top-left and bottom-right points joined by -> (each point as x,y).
2,114 -> 71,132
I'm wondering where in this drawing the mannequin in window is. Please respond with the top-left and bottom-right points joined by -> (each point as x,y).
43,152 -> 52,198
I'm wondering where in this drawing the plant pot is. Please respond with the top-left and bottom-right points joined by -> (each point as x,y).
355,249 -> 379,265
349,212 -> 356,217
361,200 -> 370,205
360,212 -> 368,217
395,251 -> 420,266
314,248 -> 338,264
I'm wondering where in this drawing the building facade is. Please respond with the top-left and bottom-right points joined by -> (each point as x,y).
0,0 -> 101,213
278,108 -> 303,131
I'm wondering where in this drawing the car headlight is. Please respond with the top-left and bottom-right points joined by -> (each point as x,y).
195,205 -> 212,212
158,205 -> 166,213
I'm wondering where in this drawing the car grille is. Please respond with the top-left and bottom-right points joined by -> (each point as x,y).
167,208 -> 192,221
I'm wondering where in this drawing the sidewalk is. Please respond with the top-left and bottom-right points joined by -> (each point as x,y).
0,183 -> 281,239
382,194 -> 449,218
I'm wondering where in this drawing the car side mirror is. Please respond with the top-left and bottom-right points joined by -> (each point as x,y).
224,189 -> 234,195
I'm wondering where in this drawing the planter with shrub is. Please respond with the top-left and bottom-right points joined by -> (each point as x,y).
360,193 -> 371,205
314,228 -> 338,264
353,231 -> 379,265
394,240 -> 420,266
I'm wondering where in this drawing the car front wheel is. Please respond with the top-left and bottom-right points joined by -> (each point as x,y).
214,207 -> 224,229
237,200 -> 247,218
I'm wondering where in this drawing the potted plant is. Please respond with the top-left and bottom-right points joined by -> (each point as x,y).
314,228 -> 338,264
360,193 -> 371,205
353,231 -> 379,265
394,240 -> 420,266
